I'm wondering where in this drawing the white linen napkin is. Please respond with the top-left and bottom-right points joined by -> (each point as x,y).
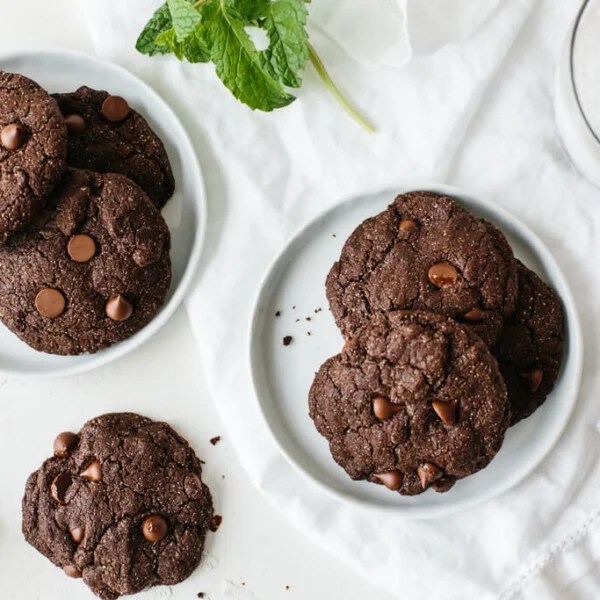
83,0 -> 600,597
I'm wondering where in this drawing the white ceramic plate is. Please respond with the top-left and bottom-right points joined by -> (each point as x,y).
0,49 -> 206,378
249,184 -> 583,518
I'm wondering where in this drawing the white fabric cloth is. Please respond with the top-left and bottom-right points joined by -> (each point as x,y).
83,1 -> 600,597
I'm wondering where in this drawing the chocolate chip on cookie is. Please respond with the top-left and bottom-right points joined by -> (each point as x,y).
308,311 -> 510,496
53,87 -> 174,208
495,261 -> 565,424
0,71 -> 67,243
326,191 -> 518,347
0,168 -> 171,355
22,413 -> 215,600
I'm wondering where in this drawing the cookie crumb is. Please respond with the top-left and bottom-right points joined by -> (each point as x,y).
332,233 -> 337,237
275,310 -> 281,317
307,332 -> 312,336
283,335 -> 293,346
197,594 -> 205,598
306,317 -> 311,321
210,436 -> 221,446
295,318 -> 300,323
286,585 -> 290,590
292,305 -> 296,310
209,515 -> 223,532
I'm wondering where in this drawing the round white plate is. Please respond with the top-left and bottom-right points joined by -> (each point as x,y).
249,184 -> 583,518
0,49 -> 206,378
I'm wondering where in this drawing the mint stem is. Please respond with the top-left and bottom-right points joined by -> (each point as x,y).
308,43 -> 375,134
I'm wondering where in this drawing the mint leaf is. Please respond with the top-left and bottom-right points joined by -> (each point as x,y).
201,0 -> 294,111
136,3 -> 173,56
167,0 -> 202,41
261,0 -> 308,88
233,0 -> 269,23
183,26 -> 211,63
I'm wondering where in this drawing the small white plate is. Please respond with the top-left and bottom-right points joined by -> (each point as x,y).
0,49 -> 206,378
249,184 -> 583,518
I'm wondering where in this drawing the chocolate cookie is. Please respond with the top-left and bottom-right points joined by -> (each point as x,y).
326,191 -> 518,347
22,413 -> 214,600
53,86 -> 174,208
0,71 -> 67,243
496,261 -> 564,424
0,169 -> 171,355
308,311 -> 510,496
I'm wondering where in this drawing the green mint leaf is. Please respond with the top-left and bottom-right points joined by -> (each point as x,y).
261,0 -> 309,88
232,0 -> 270,23
201,0 -> 294,111
167,0 -> 202,41
136,3 -> 174,56
183,26 -> 211,63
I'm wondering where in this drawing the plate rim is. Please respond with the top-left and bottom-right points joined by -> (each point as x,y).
0,47 -> 207,379
248,182 -> 584,518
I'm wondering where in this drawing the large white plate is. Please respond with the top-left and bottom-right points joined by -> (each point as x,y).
0,49 -> 206,378
249,184 -> 583,518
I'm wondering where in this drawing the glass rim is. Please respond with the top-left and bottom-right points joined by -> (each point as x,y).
570,0 -> 600,145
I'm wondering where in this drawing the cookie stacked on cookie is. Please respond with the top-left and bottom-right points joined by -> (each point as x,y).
0,71 -> 175,355
309,191 -> 564,496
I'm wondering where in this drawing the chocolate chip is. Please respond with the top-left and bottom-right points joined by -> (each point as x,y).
63,564 -> 82,579
399,219 -> 417,231
210,436 -> 221,446
80,459 -> 102,482
372,396 -> 402,420
275,310 -> 281,317
53,432 -> 79,458
64,114 -> 86,135
1,123 -> 27,150
67,234 -> 96,263
35,288 -> 65,318
51,473 -> 72,505
373,470 -> 403,490
70,526 -> 85,544
463,308 -> 484,322
101,95 -> 129,122
105,295 -> 134,321
417,463 -> 443,489
283,335 -> 292,346
432,399 -> 458,425
519,369 -> 543,393
428,262 -> 458,288
142,515 -> 168,543
209,514 -> 223,532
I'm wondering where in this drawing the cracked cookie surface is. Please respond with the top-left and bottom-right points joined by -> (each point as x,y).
0,71 -> 67,243
308,311 -> 510,496
0,168 -> 171,355
326,191 -> 518,347
22,413 -> 214,600
496,261 -> 564,424
53,86 -> 174,209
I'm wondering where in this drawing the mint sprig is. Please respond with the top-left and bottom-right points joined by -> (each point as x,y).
135,0 -> 374,131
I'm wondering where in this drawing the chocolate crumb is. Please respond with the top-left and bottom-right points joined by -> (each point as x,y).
275,310 -> 281,317
197,594 -> 205,598
306,317 -> 311,321
210,436 -> 221,446
295,318 -> 300,322
307,332 -> 312,336
283,335 -> 293,346
332,234 -> 337,237
292,305 -> 296,310
209,515 -> 223,532
286,586 -> 290,590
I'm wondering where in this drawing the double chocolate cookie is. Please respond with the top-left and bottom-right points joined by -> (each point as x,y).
0,168 -> 171,355
0,71 -> 67,243
53,86 -> 175,209
326,191 -> 518,347
308,311 -> 510,496
496,261 -> 564,424
22,413 -> 214,600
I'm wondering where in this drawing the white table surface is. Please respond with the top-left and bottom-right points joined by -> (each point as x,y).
0,2 -> 396,599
